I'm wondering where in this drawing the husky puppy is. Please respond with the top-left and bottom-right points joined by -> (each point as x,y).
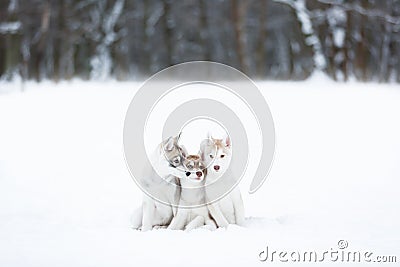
200,136 -> 245,227
167,154 -> 216,231
131,135 -> 186,231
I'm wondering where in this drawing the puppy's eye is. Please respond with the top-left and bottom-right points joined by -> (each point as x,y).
220,155 -> 225,158
209,154 -> 214,158
173,158 -> 180,164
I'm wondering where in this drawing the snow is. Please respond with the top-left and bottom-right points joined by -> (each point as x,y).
274,0 -> 327,70
327,6 -> 347,48
90,0 -> 125,80
327,6 -> 347,26
8,0 -> 18,12
0,21 -> 21,34
0,77 -> 400,266
333,28 -> 345,48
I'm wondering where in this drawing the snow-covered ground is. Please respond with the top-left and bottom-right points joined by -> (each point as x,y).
0,76 -> 399,266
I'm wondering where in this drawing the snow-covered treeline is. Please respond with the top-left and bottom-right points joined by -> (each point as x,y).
1,0 -> 400,82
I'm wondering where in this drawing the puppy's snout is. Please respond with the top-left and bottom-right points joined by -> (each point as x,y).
186,172 -> 191,177
214,165 -> 220,171
196,171 -> 203,178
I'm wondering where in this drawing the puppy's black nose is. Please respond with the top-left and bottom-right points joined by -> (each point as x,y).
186,172 -> 191,177
196,171 -> 202,177
214,165 -> 220,171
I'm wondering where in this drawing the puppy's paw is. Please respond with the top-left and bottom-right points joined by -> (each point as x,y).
153,225 -> 167,230
218,222 -> 229,228
141,225 -> 153,232
167,226 -> 182,231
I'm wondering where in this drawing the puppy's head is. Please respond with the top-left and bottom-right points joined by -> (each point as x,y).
200,136 -> 231,177
162,135 -> 187,168
182,155 -> 207,182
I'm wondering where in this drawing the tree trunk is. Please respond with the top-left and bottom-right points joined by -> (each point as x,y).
232,0 -> 249,73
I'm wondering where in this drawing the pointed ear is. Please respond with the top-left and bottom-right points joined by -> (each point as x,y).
199,139 -> 210,160
200,150 -> 205,161
179,145 -> 187,158
199,141 -> 206,160
225,135 -> 231,147
164,137 -> 175,151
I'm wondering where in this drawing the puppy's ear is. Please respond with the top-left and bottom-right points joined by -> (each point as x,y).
164,137 -> 175,151
199,139 -> 211,160
202,166 -> 207,177
199,139 -> 206,160
225,135 -> 231,148
179,145 -> 188,158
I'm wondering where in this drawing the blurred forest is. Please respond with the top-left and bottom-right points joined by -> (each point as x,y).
1,0 -> 400,82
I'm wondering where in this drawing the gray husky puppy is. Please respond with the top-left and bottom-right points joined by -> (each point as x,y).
131,135 -> 186,231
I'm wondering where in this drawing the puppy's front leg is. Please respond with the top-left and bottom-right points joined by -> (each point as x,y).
207,203 -> 229,228
232,191 -> 245,226
131,206 -> 143,230
203,219 -> 217,231
184,216 -> 205,232
142,197 -> 155,231
167,209 -> 187,230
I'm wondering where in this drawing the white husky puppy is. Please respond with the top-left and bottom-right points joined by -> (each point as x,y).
168,154 -> 216,231
131,135 -> 186,231
200,136 -> 245,227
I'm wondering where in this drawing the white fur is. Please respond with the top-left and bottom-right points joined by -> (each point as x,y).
131,137 -> 184,231
200,136 -> 245,227
168,156 -> 216,231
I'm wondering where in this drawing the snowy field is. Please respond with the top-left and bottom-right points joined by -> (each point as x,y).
0,76 -> 399,266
